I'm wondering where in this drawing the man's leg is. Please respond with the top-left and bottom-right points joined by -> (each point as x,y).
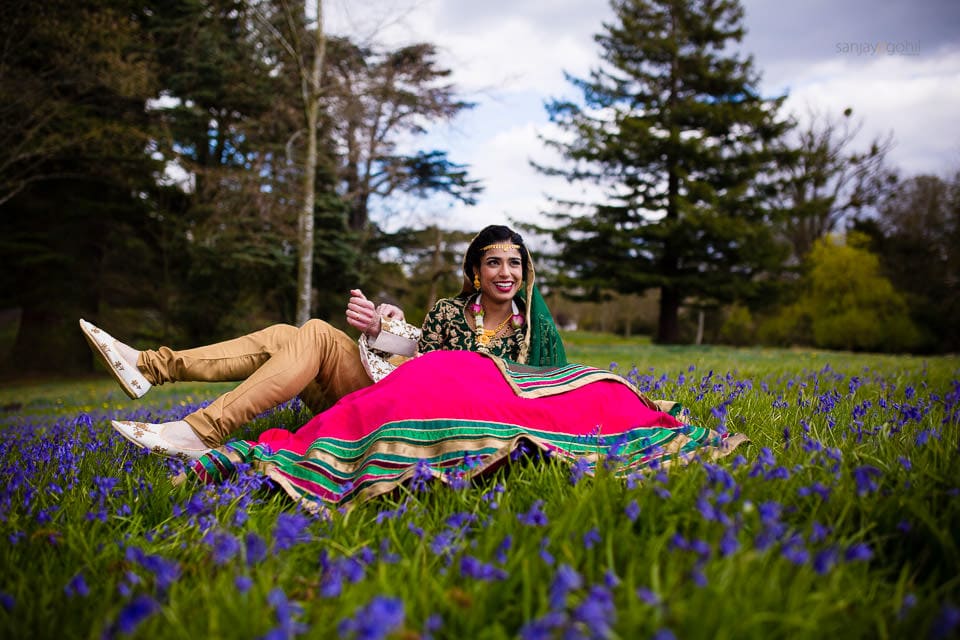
180,319 -> 372,446
137,324 -> 301,385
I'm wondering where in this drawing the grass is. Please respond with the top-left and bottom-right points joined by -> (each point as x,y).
1,332 -> 959,639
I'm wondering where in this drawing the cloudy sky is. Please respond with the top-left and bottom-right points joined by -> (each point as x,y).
326,0 -> 960,232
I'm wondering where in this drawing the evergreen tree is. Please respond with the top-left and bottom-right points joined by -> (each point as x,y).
537,0 -> 790,342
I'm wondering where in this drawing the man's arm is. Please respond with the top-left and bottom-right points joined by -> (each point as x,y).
346,289 -> 417,356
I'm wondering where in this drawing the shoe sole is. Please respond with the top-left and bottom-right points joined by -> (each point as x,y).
79,320 -> 147,400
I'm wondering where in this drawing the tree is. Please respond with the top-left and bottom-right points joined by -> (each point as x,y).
536,0 -> 790,343
322,39 -> 482,234
760,233 -> 919,352
769,106 -> 895,261
852,172 -> 960,352
0,1 -> 163,373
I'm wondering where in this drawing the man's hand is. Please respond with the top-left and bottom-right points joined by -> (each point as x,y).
346,289 -> 404,337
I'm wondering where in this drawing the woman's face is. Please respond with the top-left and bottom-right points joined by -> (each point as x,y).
477,246 -> 523,305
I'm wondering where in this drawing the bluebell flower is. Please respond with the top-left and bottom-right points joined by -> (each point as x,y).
125,547 -> 179,593
204,529 -> 240,565
572,584 -> 616,638
625,500 -> 640,522
518,500 -> 548,527
495,535 -> 513,564
273,513 -> 312,551
689,568 -> 708,587
844,542 -> 873,563
446,512 -> 477,530
460,555 -> 507,581
931,604 -> 960,640
549,564 -> 582,610
65,572 -> 89,598
235,575 -> 253,593
519,612 -> 566,640
246,532 -> 268,566
898,593 -> 917,620
719,527 -> 739,557
265,587 -> 307,638
810,521 -> 831,544
603,569 -> 620,589
570,457 -> 591,485
337,595 -> 404,640
797,482 -> 831,501
410,459 -> 433,492
583,529 -> 601,550
852,465 -> 881,496
539,537 -> 554,565
0,592 -> 13,611
109,595 -> 159,637
636,587 -> 660,607
813,547 -> 838,575
757,501 -> 782,525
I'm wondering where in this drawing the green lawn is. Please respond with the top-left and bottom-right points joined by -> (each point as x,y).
1,333 -> 958,639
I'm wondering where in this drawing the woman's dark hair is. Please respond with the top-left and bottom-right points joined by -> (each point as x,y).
462,225 -> 530,290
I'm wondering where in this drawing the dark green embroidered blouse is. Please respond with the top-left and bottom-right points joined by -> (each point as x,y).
418,296 -> 522,361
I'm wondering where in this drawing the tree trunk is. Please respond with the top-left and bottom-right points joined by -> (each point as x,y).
295,0 -> 326,326
656,285 -> 681,343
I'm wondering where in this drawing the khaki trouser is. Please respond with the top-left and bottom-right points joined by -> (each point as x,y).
136,320 -> 372,446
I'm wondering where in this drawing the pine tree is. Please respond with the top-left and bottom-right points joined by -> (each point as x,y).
537,0 -> 790,342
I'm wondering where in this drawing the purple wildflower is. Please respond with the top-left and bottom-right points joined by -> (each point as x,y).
583,528 -> 601,550
337,596 -> 404,640
852,465 -> 882,496
572,584 -> 616,638
813,547 -> 838,575
636,587 -> 660,607
460,555 -> 507,581
931,604 -> 960,640
265,587 -> 307,638
719,527 -> 739,557
245,532 -> 268,566
495,535 -> 513,564
844,542 -> 873,563
109,595 -> 159,637
65,572 -> 89,598
235,575 -> 253,593
204,529 -> 240,565
539,537 -> 555,565
273,513 -> 312,551
570,457 -> 591,485
125,547 -> 179,593
625,500 -> 640,522
0,593 -> 13,611
549,564 -> 583,610
410,459 -> 433,491
518,500 -> 548,527
898,593 -> 917,620
520,612 -> 566,640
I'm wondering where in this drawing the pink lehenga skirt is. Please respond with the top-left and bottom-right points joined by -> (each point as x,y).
188,350 -> 746,509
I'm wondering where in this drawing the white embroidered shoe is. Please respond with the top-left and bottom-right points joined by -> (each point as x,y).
79,319 -> 152,399
111,420 -> 211,461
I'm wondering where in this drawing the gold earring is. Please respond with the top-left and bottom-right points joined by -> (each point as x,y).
474,273 -> 480,290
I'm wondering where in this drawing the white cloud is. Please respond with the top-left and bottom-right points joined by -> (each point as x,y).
329,0 -> 960,232
779,50 -> 960,175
